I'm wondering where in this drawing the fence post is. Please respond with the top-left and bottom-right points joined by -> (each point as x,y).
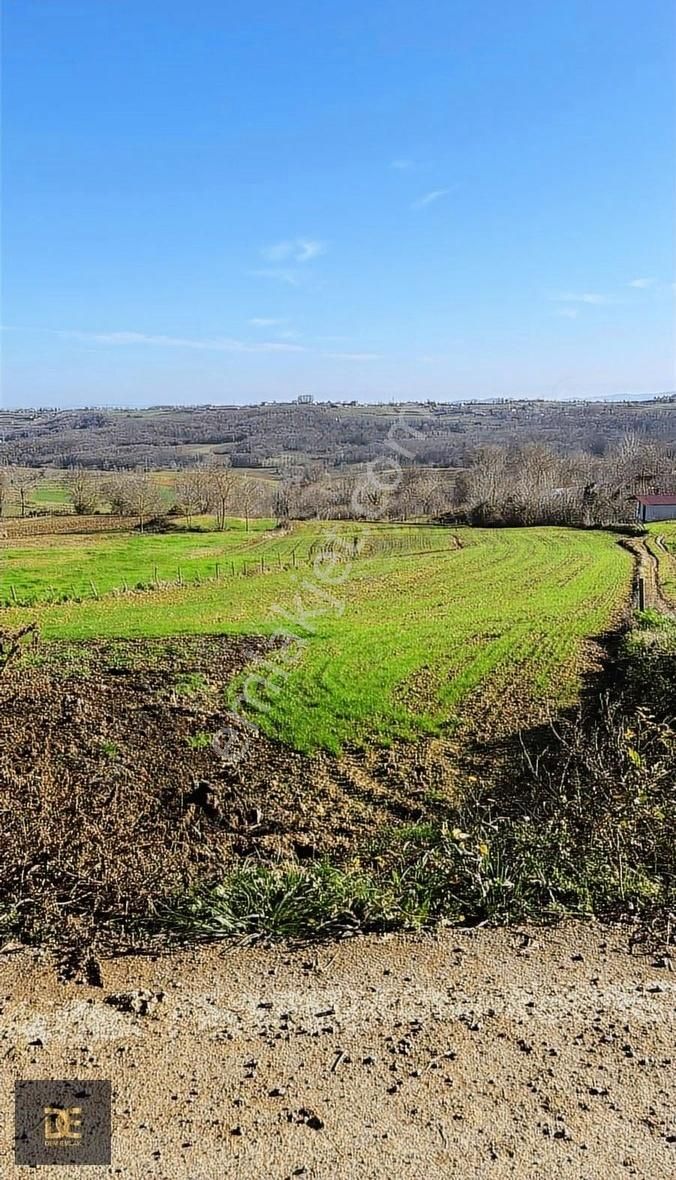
638,576 -> 646,611
215,562 -> 221,581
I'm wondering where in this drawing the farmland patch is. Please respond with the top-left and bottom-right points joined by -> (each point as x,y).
2,526 -> 633,752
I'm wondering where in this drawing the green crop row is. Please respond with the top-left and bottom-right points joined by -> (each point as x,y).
4,525 -> 633,753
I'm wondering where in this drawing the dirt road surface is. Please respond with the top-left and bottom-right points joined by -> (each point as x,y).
0,923 -> 673,1179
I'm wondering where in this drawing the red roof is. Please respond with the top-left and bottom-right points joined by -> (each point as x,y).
635,494 -> 676,506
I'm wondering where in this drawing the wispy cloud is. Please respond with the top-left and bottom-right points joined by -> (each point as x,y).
323,351 -> 380,361
256,341 -> 306,353
261,237 -> 327,263
551,291 -> 610,306
411,188 -> 450,210
249,267 -> 303,286
248,317 -> 285,327
556,307 -> 579,319
59,329 -> 306,353
628,277 -> 655,288
391,158 -> 413,170
51,327 -> 382,363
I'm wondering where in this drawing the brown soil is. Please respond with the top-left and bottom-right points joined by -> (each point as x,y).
0,636 -> 468,950
621,537 -> 675,616
0,514 -> 137,539
0,923 -> 673,1178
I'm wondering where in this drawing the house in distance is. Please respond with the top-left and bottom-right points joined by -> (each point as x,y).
635,494 -> 676,524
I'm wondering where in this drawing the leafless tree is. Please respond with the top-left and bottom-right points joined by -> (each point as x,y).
394,469 -> 451,520
272,476 -> 298,524
63,466 -> 99,515
106,470 -> 165,531
203,458 -> 237,530
234,477 -> 263,532
174,467 -> 209,526
8,466 -> 41,517
0,468 -> 8,519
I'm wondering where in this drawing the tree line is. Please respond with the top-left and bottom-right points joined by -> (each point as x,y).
0,460 -> 269,533
1,432 -> 673,530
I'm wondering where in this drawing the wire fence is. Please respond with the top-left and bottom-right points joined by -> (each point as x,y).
1,530 -> 462,609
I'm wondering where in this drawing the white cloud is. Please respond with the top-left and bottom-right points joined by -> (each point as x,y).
411,188 -> 450,210
391,158 -> 413,170
261,237 -> 327,263
551,291 -> 610,305
628,277 -> 655,288
323,351 -> 380,361
250,268 -> 302,286
248,317 -> 284,327
556,308 -> 579,319
56,327 -> 383,363
258,341 -> 306,353
60,329 -> 306,353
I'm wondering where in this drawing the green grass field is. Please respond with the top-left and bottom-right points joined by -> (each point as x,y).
27,479 -> 71,510
4,524 -> 632,752
0,520 -> 451,605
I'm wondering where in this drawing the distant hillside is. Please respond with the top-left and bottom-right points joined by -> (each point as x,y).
1,397 -> 674,472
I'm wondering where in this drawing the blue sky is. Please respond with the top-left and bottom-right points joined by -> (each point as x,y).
1,0 -> 674,407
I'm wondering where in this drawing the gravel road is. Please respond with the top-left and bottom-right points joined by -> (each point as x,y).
0,923 -> 673,1178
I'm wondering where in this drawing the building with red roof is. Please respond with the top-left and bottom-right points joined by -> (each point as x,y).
635,494 -> 676,524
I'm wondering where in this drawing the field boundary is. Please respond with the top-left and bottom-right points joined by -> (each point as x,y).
621,536 -> 676,615
0,514 -> 137,539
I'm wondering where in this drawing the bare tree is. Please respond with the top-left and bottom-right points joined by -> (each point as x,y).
174,467 -> 209,527
63,465 -> 99,515
203,459 -> 237,530
233,477 -> 262,532
0,468 -> 8,519
9,466 -> 41,518
394,469 -> 450,520
272,475 -> 301,524
106,470 -> 165,531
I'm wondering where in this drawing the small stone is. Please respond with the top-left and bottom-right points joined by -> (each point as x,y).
105,989 -> 165,1017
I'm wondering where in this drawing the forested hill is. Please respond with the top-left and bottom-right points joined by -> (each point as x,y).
1,396 -> 674,472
